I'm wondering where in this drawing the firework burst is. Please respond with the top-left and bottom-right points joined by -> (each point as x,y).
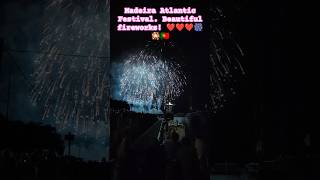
114,42 -> 187,113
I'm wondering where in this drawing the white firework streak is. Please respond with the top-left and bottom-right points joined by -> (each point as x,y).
31,0 -> 110,133
208,7 -> 246,113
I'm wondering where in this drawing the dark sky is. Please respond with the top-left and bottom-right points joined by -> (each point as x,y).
209,0 -> 311,160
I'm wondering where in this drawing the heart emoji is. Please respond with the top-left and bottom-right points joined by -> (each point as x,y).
176,23 -> 184,31
166,23 -> 175,31
185,23 -> 193,31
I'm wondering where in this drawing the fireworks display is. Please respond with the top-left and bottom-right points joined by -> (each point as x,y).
208,7 -> 245,113
113,42 -> 187,113
31,0 -> 110,134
